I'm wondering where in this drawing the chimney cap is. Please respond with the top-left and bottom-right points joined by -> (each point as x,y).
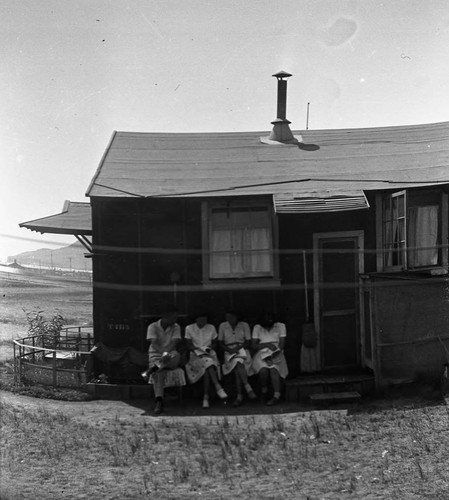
272,70 -> 292,80
271,118 -> 291,125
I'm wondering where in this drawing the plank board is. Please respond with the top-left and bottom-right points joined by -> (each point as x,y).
310,391 -> 361,402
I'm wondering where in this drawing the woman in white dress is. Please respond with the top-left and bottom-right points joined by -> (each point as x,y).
145,308 -> 182,415
185,313 -> 228,408
251,313 -> 288,406
218,311 -> 256,407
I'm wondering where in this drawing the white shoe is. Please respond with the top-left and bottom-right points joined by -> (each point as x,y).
202,398 -> 210,409
216,388 -> 228,400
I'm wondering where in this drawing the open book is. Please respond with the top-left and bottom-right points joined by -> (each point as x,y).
260,347 -> 281,361
227,348 -> 247,361
194,347 -> 212,357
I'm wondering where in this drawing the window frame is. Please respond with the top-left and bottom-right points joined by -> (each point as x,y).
201,198 -> 279,285
383,190 -> 407,271
376,188 -> 448,272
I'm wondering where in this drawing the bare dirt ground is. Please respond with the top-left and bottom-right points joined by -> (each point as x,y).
2,276 -> 449,499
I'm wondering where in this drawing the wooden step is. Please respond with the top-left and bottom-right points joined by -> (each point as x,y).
310,391 -> 361,404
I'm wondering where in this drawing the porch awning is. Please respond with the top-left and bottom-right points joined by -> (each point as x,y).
273,190 -> 370,214
19,200 -> 92,252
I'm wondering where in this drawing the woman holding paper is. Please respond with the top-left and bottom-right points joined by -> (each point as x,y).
218,310 -> 256,407
185,312 -> 228,408
251,312 -> 288,406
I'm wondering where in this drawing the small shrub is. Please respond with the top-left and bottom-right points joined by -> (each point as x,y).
24,309 -> 65,348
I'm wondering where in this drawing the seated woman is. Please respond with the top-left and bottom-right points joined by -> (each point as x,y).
185,313 -> 228,408
251,312 -> 288,406
218,310 -> 256,407
146,307 -> 182,415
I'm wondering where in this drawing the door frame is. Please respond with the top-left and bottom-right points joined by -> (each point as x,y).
312,230 -> 365,370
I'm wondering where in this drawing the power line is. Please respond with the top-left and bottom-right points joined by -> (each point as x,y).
1,271 -> 446,292
1,232 -> 447,256
0,233 -> 76,246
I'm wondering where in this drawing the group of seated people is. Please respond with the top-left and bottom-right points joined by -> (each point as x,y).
145,307 -> 288,415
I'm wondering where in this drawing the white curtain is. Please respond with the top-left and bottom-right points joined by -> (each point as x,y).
211,229 -> 232,275
210,208 -> 272,277
408,205 -> 439,267
247,228 -> 271,273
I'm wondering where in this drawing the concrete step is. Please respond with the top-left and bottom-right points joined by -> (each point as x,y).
285,373 -> 374,403
309,391 -> 361,404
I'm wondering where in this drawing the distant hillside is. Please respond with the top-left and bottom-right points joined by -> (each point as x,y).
7,242 -> 91,271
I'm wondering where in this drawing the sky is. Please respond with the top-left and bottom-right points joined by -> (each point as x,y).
1,0 -> 448,262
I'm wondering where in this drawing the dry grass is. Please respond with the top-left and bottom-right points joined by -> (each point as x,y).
0,278 -> 92,362
1,397 -> 449,499
2,276 -> 449,498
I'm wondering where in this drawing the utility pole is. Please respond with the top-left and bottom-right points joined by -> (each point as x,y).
306,102 -> 310,130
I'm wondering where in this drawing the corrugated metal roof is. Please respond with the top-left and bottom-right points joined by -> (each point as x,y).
86,122 -> 449,199
274,191 -> 369,213
19,201 -> 92,235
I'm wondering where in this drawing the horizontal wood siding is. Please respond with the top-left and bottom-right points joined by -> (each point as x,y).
92,197 -> 376,376
92,198 -> 142,349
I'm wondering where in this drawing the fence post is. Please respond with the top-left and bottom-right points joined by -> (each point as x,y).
13,342 -> 17,385
18,344 -> 22,385
76,334 -> 81,386
52,350 -> 57,387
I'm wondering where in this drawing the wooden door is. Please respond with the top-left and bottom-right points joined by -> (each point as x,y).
313,231 -> 364,370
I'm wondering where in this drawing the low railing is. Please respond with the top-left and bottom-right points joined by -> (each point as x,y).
13,325 -> 94,389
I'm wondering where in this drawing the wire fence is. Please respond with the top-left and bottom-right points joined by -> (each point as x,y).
13,326 -> 94,389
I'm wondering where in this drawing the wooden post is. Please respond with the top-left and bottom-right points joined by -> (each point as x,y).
75,337 -> 81,386
52,350 -> 57,387
13,342 -> 17,385
370,279 -> 382,390
137,201 -> 144,351
18,344 -> 22,385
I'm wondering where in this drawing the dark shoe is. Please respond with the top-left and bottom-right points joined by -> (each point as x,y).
154,399 -> 164,415
142,366 -> 159,381
260,393 -> 269,404
267,397 -> 280,406
247,390 -> 257,400
232,396 -> 243,407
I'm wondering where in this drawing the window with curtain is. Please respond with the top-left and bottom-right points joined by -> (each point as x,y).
209,204 -> 274,279
382,189 -> 442,270
383,191 -> 406,269
408,205 -> 439,267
